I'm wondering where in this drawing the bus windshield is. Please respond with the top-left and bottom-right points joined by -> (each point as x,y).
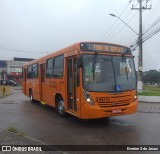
82,54 -> 136,92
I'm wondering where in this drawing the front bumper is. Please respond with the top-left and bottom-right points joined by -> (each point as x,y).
81,100 -> 138,119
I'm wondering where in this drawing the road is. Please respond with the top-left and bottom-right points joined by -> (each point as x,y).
0,88 -> 160,150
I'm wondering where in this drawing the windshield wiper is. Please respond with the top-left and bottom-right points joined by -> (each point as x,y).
122,56 -> 129,80
92,53 -> 98,81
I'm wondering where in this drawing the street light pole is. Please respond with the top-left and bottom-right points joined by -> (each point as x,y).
109,14 -> 138,36
109,0 -> 151,92
109,12 -> 142,92
131,0 -> 151,92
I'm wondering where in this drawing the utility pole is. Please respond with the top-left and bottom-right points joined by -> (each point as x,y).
131,0 -> 151,92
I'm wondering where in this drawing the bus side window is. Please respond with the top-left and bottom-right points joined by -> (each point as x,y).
27,65 -> 32,78
46,58 -> 53,78
27,64 -> 38,79
32,64 -> 38,78
53,55 -> 64,78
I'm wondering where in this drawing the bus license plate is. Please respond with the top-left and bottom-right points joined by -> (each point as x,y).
112,109 -> 121,113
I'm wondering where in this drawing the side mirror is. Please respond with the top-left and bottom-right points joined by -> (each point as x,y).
77,56 -> 83,68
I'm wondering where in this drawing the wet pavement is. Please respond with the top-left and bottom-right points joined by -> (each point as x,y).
0,88 -> 160,153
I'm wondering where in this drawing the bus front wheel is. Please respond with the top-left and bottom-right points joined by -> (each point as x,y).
57,99 -> 67,117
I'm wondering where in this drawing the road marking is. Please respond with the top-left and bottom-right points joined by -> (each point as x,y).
0,101 -> 17,104
110,121 -> 132,126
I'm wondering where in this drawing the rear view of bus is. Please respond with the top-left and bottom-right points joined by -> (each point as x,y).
78,43 -> 137,119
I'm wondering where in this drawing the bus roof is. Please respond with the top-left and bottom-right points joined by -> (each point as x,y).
23,42 -> 130,67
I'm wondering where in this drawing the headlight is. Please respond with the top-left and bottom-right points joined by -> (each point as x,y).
134,95 -> 137,99
133,91 -> 137,101
83,90 -> 94,105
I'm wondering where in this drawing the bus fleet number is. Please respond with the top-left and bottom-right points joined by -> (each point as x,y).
96,97 -> 110,102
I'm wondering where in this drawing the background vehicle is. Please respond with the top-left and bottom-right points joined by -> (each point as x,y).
22,42 -> 138,119
5,80 -> 18,86
0,79 -> 6,85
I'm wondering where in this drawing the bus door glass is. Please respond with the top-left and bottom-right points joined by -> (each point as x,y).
67,57 -> 79,113
40,64 -> 46,101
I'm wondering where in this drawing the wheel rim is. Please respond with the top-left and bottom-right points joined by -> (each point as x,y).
30,92 -> 33,101
58,101 -> 64,114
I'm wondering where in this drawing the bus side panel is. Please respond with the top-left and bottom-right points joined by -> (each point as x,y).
45,55 -> 66,108
45,78 -> 66,107
26,79 -> 40,101
45,79 -> 53,106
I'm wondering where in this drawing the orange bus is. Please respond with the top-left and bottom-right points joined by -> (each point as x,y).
22,42 -> 138,119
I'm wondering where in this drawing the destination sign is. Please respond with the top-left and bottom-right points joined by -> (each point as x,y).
80,43 -> 131,54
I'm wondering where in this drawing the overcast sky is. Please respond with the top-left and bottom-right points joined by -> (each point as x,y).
0,0 -> 160,71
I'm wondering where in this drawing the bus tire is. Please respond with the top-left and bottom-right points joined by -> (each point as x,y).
29,90 -> 35,103
57,99 -> 67,117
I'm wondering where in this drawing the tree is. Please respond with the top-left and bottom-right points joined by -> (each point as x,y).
143,70 -> 160,84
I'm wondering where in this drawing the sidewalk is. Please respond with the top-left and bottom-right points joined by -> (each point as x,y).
0,130 -> 61,154
0,86 -> 21,98
138,96 -> 160,102
0,85 -> 13,98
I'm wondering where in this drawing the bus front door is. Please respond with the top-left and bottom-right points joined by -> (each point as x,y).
67,57 -> 80,114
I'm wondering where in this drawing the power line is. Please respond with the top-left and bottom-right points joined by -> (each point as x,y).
143,27 -> 160,42
123,1 -> 154,46
144,16 -> 160,35
99,1 -> 132,41
130,26 -> 160,50
108,11 -> 139,42
143,0 -> 160,28
104,1 -> 140,43
128,1 -> 160,49
125,35 -> 138,46
130,13 -> 160,50
0,46 -> 50,54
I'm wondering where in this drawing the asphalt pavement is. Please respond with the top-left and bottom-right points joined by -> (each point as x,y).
0,87 -> 160,154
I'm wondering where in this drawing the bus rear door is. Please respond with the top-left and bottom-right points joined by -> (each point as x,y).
23,68 -> 27,95
40,63 -> 46,103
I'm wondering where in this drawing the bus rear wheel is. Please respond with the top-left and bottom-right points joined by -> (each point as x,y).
57,99 -> 67,117
29,90 -> 35,103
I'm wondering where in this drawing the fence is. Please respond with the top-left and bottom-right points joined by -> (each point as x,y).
0,85 -> 12,97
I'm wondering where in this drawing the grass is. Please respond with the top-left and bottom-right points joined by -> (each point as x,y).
143,85 -> 160,91
7,126 -> 25,137
138,91 -> 160,96
138,85 -> 160,96
7,126 -> 18,133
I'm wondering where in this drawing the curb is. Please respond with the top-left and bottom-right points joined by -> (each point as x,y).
138,101 -> 160,103
138,96 -> 160,103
